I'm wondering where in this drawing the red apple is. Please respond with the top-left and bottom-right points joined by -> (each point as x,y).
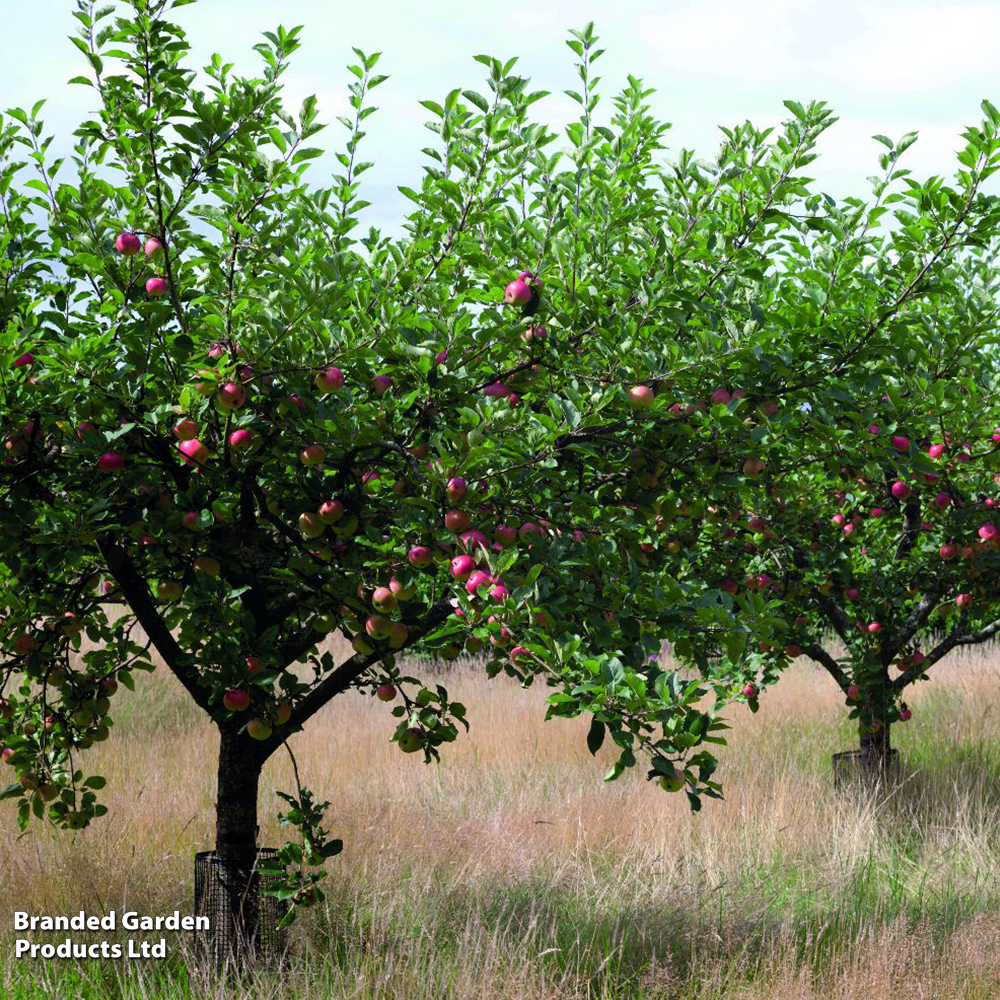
466,570 -> 492,594
315,367 -> 345,393
504,278 -> 532,305
318,500 -> 344,524
372,586 -> 397,612
627,385 -> 655,409
229,428 -> 253,450
444,510 -> 472,533
408,545 -> 433,569
366,614 -> 392,641
174,418 -> 198,441
115,232 -> 142,254
218,381 -> 246,410
145,276 -> 168,297
97,452 -> 124,473
223,690 -> 250,712
376,683 -> 397,702
450,555 -> 475,580
179,438 -> 209,466
300,444 -> 326,467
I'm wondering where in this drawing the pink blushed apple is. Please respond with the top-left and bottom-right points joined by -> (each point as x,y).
627,385 -> 655,409
229,428 -> 253,450
223,690 -> 250,712
299,513 -> 325,538
247,719 -> 272,741
144,237 -> 163,258
450,555 -> 475,580
388,622 -> 408,649
504,278 -> 532,305
372,586 -> 397,612
890,481 -> 910,500
371,375 -> 393,398
115,232 -> 142,255
318,500 -> 344,524
366,614 -> 392,641
446,477 -> 467,502
408,545 -> 433,569
179,438 -> 209,466
300,444 -> 326,467
465,570 -> 492,594
315,367 -> 345,393
145,276 -> 168,297
174,418 -> 198,441
376,683 -> 397,702
218,381 -> 247,410
444,510 -> 472,533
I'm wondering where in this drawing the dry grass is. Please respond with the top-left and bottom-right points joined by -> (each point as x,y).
3,636 -> 1000,998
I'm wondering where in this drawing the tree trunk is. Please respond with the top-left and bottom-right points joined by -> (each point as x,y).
859,718 -> 893,777
215,727 -> 263,851
857,680 -> 897,783
196,728 -> 275,969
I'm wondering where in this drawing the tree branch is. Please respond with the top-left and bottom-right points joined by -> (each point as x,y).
97,536 -> 213,713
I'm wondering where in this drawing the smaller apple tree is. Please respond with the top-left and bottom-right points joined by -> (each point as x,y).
667,237 -> 1000,776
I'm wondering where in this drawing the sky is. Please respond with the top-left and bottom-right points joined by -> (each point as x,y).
2,0 -> 999,232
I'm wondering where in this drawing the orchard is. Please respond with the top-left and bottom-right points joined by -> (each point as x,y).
3,0 -> 1000,971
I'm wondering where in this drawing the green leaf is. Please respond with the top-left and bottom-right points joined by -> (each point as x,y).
586,718 -> 606,755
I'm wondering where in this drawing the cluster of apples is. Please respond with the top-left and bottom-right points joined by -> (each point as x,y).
115,231 -> 167,297
221,655 -> 292,741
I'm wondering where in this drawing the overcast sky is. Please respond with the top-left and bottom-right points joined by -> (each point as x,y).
3,0 -> 999,232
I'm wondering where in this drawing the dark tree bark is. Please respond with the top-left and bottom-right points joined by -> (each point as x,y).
196,728 -> 280,969
215,727 -> 267,851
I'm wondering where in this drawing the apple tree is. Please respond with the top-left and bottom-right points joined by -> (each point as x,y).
666,239 -> 1000,778
3,0 -> 996,949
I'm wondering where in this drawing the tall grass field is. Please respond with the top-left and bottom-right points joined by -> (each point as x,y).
3,636 -> 1000,998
